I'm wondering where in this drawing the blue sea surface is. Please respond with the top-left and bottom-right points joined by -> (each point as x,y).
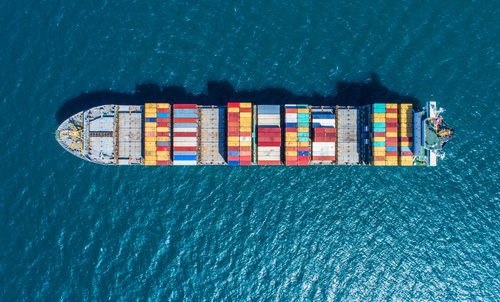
1,1 -> 499,300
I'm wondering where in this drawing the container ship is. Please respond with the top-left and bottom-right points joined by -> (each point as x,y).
56,101 -> 453,166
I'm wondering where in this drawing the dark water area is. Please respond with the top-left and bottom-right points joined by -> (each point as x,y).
1,0 -> 498,301
56,73 -> 418,124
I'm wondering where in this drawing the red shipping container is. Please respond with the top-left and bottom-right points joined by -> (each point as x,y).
173,146 -> 197,151
286,128 -> 297,132
156,161 -> 170,165
173,118 -> 197,123
239,131 -> 251,136
374,156 -> 385,161
297,147 -> 310,151
386,151 -> 398,156
173,104 -> 197,109
156,146 -> 170,151
239,161 -> 251,166
401,151 -> 414,156
173,132 -> 197,137
386,137 -> 398,143
157,132 -> 169,137
315,128 -> 336,132
239,107 -> 252,112
386,127 -> 398,132
239,146 -> 252,152
386,108 -> 398,113
156,118 -> 170,122
386,118 -> 398,123
258,137 -> 281,142
227,103 -> 239,108
156,108 -> 170,112
228,131 -> 239,136
373,132 -> 385,137
228,155 -> 239,161
239,156 -> 252,161
285,109 -> 298,113
286,147 -> 298,151
228,146 -> 239,151
156,122 -> 170,127
258,142 -> 281,147
258,128 -> 281,133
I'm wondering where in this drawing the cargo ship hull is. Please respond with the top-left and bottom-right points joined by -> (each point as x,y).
56,102 -> 452,166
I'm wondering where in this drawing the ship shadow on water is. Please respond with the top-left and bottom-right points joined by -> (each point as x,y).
56,73 -> 419,124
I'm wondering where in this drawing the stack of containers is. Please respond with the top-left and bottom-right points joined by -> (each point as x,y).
311,108 -> 336,162
227,103 -> 240,165
172,104 -> 198,165
144,103 -> 158,165
385,104 -> 399,166
239,103 -> 253,165
155,104 -> 171,165
372,103 -> 386,166
285,105 -> 310,165
399,104 -> 414,166
227,102 -> 253,166
257,105 -> 281,165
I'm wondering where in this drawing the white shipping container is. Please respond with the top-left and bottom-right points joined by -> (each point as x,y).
173,137 -> 197,142
173,141 -> 198,147
239,137 -> 252,142
173,127 -> 197,132
173,161 -> 197,166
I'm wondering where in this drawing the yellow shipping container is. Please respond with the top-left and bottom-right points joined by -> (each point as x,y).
145,122 -> 157,127
228,137 -> 240,142
156,127 -> 170,132
228,141 -> 240,146
385,161 -> 398,166
239,102 -> 252,108
239,127 -> 252,132
400,142 -> 412,147
373,137 -> 385,142
144,162 -> 157,166
374,151 -> 386,156
372,113 -> 385,118
298,127 -> 309,132
372,117 -> 385,122
297,108 -> 309,113
145,114 -> 156,118
298,142 -> 310,147
145,151 -> 156,156
156,137 -> 170,142
228,108 -> 240,113
386,132 -> 397,137
156,151 -> 170,157
240,141 -> 251,146
145,104 -> 157,109
145,137 -> 156,142
286,151 -> 297,156
240,117 -> 252,124
386,113 -> 398,118
156,103 -> 170,108
386,103 -> 398,109
286,141 -> 298,146
373,161 -> 386,166
373,146 -> 386,151
145,142 -> 156,147
240,112 -> 252,118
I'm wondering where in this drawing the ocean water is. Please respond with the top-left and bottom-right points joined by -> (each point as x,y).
1,0 -> 499,300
